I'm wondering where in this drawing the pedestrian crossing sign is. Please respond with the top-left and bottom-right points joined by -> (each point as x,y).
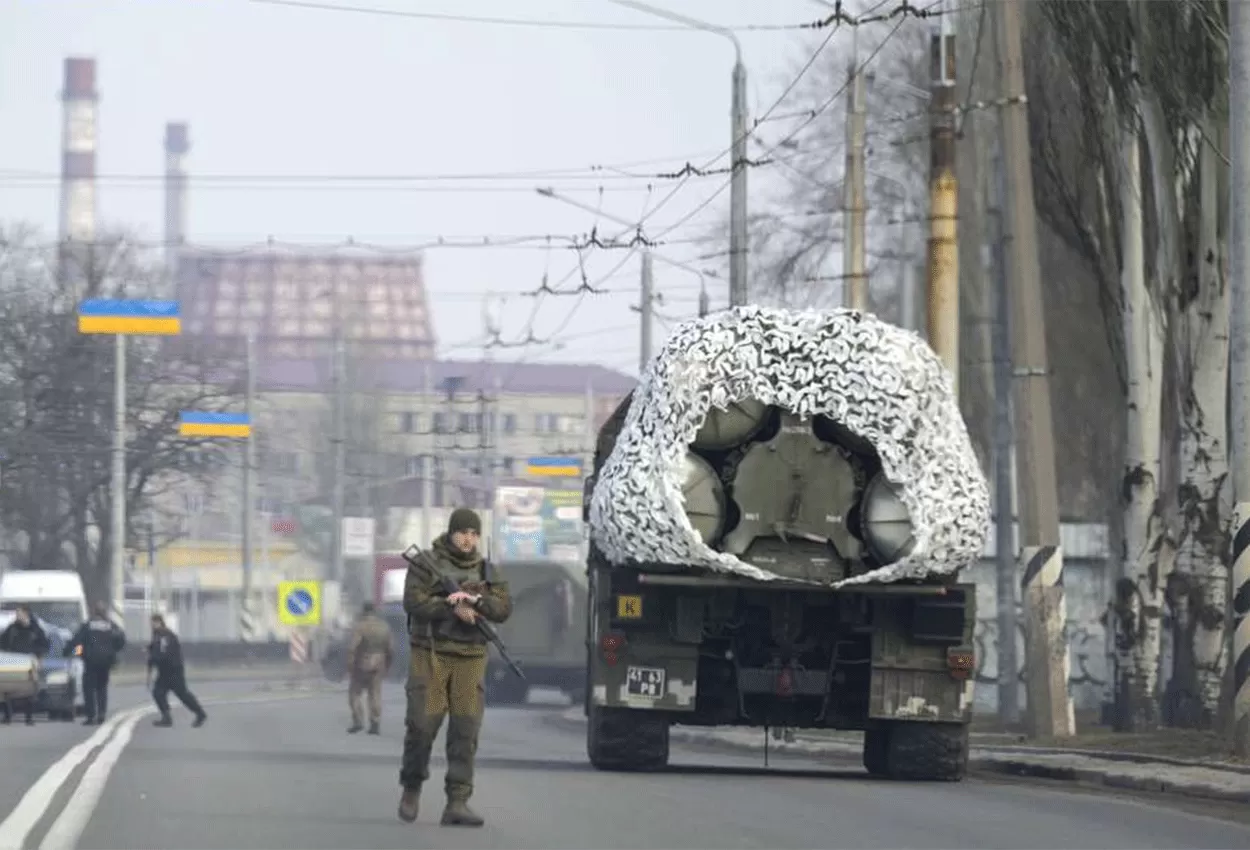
278,580 -> 321,627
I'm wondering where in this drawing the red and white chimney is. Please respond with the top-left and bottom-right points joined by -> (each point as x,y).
164,122 -> 190,277
59,57 -> 98,246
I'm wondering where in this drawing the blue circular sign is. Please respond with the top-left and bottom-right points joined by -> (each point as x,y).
285,588 -> 313,617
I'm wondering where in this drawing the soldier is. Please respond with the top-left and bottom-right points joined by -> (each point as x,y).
398,507 -> 512,828
64,601 -> 125,726
347,601 -> 394,735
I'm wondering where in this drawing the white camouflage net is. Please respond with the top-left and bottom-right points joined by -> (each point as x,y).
588,305 -> 990,586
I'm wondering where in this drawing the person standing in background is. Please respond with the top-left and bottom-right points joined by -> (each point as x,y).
64,601 -> 125,726
148,614 -> 207,728
346,602 -> 394,735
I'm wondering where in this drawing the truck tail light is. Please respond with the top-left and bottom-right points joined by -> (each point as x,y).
775,667 -> 795,697
946,648 -> 975,680
600,632 -> 625,666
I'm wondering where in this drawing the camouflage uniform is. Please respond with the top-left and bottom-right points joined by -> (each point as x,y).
347,605 -> 394,734
398,509 -> 511,827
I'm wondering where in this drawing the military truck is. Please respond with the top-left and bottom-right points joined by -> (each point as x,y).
583,387 -> 981,782
484,558 -> 587,706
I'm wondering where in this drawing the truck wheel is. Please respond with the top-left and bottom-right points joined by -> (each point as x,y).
881,721 -> 969,781
587,703 -> 669,772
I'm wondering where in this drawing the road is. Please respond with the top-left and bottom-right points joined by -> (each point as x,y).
1,681 -> 1248,850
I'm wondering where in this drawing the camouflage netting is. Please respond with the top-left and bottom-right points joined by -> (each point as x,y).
588,305 -> 990,586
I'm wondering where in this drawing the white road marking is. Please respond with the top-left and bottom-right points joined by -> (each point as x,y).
0,707 -> 144,850
38,709 -> 150,850
0,691 -> 329,850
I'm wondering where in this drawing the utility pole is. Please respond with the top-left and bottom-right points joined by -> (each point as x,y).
640,251 -> 655,372
843,29 -> 868,311
729,56 -> 749,307
240,332 -> 257,641
330,328 -> 346,586
988,145 -> 1019,726
1228,0 -> 1250,759
927,4 -> 960,394
422,360 -> 434,544
993,0 -> 1072,739
111,334 -> 126,626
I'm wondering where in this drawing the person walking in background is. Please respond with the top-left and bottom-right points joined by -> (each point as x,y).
64,601 -> 125,726
0,605 -> 50,725
147,614 -> 207,728
346,602 -> 394,735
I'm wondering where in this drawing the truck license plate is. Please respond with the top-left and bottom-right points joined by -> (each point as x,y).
626,666 -> 666,698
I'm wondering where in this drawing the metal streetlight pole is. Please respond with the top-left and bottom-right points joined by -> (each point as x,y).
609,0 -> 748,306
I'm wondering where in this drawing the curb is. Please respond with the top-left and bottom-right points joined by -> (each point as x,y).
543,712 -> 1250,805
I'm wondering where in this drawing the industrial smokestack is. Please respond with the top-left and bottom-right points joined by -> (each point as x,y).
59,57 -> 98,247
164,122 -> 190,279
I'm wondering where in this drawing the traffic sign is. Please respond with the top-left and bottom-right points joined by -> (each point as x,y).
277,580 -> 321,627
342,517 -> 375,558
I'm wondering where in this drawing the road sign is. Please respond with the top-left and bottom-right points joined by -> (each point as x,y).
342,517 -> 375,558
179,411 -> 252,438
525,456 -> 583,477
77,299 -> 182,335
278,580 -> 321,627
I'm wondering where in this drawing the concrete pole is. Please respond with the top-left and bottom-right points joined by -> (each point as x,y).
640,252 -> 654,372
330,330 -> 346,585
993,0 -> 1072,738
240,332 -> 257,641
989,145 -> 1020,726
843,30 -> 868,311
926,3 -> 960,394
729,58 -> 750,307
1228,0 -> 1250,759
422,361 -> 434,544
110,333 -> 126,625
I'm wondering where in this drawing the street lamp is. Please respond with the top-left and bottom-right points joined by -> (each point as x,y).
608,0 -> 749,308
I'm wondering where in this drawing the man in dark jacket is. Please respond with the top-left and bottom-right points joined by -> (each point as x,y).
64,601 -> 126,725
398,507 -> 512,828
0,605 -> 51,725
147,614 -> 207,728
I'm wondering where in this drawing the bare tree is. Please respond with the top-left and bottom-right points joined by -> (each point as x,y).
0,226 -> 242,601
1039,0 -> 1229,730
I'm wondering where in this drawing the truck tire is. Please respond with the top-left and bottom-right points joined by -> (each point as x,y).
862,728 -> 889,777
586,703 -> 669,771
875,721 -> 969,782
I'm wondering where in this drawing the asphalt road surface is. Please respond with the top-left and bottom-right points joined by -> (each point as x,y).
1,681 -> 1249,850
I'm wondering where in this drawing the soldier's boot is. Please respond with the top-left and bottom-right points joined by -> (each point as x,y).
153,713 -> 173,728
192,712 -> 207,728
347,722 -> 363,734
440,798 -> 484,828
397,786 -> 421,823
368,721 -> 380,735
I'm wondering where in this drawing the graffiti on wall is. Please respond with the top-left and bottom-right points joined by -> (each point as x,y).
964,559 -> 1110,713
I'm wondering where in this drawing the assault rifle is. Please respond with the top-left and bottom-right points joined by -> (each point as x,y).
400,544 -> 525,680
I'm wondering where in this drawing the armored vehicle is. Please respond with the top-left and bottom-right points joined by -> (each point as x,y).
582,308 -> 986,782
484,558 -> 587,706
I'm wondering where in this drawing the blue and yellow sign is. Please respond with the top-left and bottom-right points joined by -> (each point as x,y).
179,411 -> 252,439
525,456 -> 582,477
278,580 -> 321,627
77,299 -> 182,335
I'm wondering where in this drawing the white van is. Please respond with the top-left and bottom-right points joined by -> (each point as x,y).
0,570 -> 90,631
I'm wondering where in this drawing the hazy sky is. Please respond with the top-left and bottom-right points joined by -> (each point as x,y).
0,0 -> 839,379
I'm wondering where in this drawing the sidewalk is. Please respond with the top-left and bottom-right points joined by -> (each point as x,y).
551,707 -> 1250,805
